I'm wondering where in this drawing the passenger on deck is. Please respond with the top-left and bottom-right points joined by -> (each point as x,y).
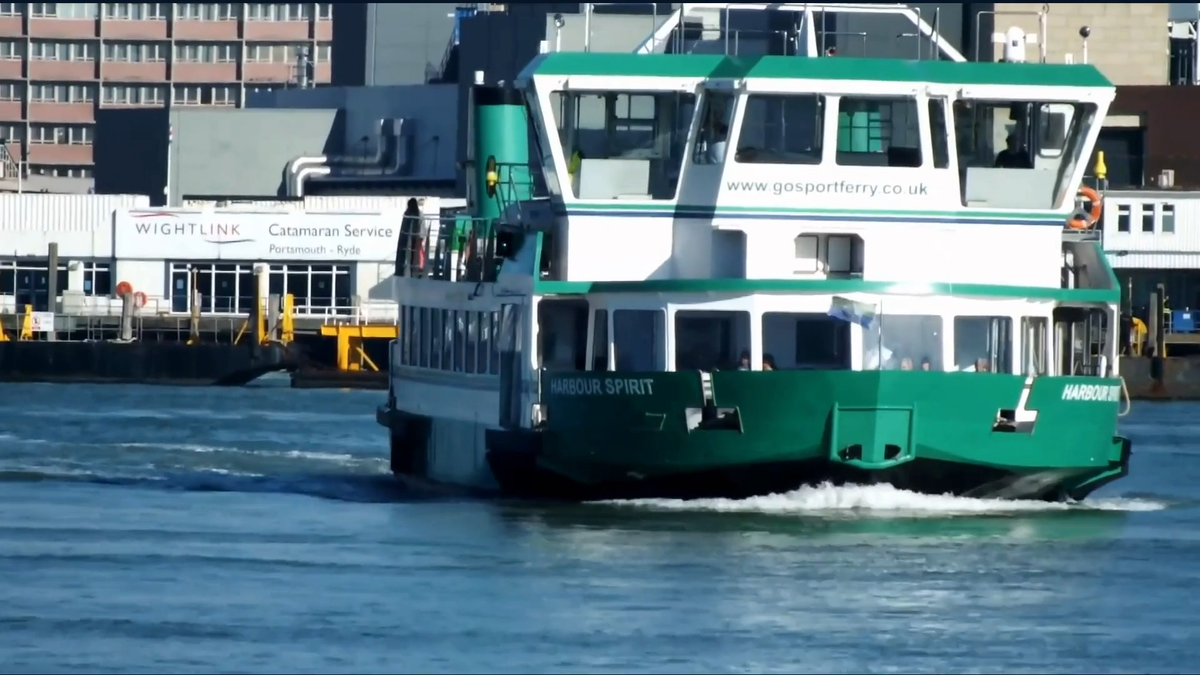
737,350 -> 751,371
994,134 -> 1031,169
899,357 -> 914,371
974,357 -> 991,373
396,198 -> 424,277
762,354 -> 777,371
920,357 -> 932,371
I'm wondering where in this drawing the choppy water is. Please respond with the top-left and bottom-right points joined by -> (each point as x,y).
0,381 -> 1197,674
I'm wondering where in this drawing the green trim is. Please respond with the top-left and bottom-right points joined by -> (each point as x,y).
533,278 -> 1120,303
525,54 -> 1113,89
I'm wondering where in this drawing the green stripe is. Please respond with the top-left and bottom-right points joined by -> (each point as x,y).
524,54 -> 1113,89
534,278 -> 1119,303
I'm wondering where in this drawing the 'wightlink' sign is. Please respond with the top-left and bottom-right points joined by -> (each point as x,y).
114,209 -> 400,262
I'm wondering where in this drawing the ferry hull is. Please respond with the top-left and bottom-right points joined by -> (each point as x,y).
381,372 -> 1132,503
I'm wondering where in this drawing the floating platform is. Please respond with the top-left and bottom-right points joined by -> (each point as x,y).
0,340 -> 294,386
290,366 -> 388,390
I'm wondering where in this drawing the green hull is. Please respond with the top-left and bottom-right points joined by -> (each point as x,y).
519,372 -> 1130,502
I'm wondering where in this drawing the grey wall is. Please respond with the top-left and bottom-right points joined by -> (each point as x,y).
332,2 -> 459,87
249,84 -> 458,181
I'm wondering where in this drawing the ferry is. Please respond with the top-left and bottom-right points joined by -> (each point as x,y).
377,5 -> 1132,502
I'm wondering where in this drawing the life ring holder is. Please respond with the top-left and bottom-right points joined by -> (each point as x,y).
1067,186 -> 1103,230
132,291 -> 148,309
115,280 -> 133,297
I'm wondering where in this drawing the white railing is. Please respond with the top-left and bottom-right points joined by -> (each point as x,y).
0,293 -> 400,323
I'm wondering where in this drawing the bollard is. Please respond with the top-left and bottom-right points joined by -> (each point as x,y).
119,291 -> 134,341
267,293 -> 281,342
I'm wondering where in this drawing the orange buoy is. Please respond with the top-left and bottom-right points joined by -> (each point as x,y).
1068,185 -> 1103,230
115,280 -> 133,296
132,291 -> 148,308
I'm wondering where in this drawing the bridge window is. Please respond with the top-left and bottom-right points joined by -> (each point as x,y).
835,96 -> 922,168
1021,316 -> 1048,376
863,314 -> 943,371
693,91 -> 735,166
734,94 -> 824,165
954,316 -> 1012,374
674,310 -> 751,371
928,98 -> 951,169
762,312 -> 850,370
954,99 -> 1096,210
550,90 -> 695,200
538,298 -> 589,372
613,309 -> 665,372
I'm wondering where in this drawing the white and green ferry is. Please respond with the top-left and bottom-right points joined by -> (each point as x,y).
378,11 -> 1131,502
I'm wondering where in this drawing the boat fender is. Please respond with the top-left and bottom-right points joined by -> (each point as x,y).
1067,186 -> 1102,230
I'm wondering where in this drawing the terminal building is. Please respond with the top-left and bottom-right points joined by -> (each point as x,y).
4,2 -> 1200,363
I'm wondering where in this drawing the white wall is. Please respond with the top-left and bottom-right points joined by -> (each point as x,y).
1102,190 -> 1200,269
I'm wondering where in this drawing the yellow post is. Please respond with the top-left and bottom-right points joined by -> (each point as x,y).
281,294 -> 295,344
19,304 -> 33,340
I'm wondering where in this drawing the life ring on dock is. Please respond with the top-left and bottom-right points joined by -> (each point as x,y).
132,291 -> 148,308
115,280 -> 133,297
1067,186 -> 1103,230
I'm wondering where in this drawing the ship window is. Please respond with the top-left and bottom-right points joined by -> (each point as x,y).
954,316 -> 1012,374
762,312 -> 850,370
549,90 -> 696,200
863,315 -> 943,371
538,298 -> 589,372
1021,317 -> 1048,376
735,94 -> 823,165
1141,204 -> 1156,232
693,91 -> 735,166
1163,204 -> 1176,233
489,310 -> 501,375
613,309 -> 665,372
430,309 -> 443,369
953,99 -> 1096,210
674,310 -> 751,372
590,309 -> 609,371
419,307 -> 431,368
526,92 -> 561,197
1115,204 -> 1131,232
835,96 -> 922,167
928,98 -> 951,169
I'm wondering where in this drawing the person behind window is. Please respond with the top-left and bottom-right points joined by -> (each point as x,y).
920,356 -> 932,371
762,353 -> 777,371
737,350 -> 751,371
899,357 -> 914,371
974,357 -> 991,373
708,121 -> 729,164
397,198 -> 423,277
994,134 -> 1031,169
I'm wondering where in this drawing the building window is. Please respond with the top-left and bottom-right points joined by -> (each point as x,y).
31,3 -> 97,18
0,40 -> 23,60
30,40 -> 97,61
172,84 -> 201,105
246,3 -> 310,21
29,124 -> 93,145
102,84 -> 165,105
246,43 -> 310,64
1162,204 -> 1176,233
315,42 -> 331,64
317,3 -> 331,19
0,4 -> 20,16
103,4 -> 168,20
174,42 -> 237,63
1141,204 -> 1156,233
212,84 -> 236,106
1116,204 -> 1131,232
103,42 -> 167,62
267,264 -> 352,315
0,123 -> 23,143
82,261 -> 112,295
0,82 -> 23,101
175,3 -> 236,20
0,259 -> 69,313
172,84 -> 236,106
168,262 -> 257,315
30,83 -> 94,103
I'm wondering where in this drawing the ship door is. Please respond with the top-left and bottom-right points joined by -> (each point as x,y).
498,303 -> 524,429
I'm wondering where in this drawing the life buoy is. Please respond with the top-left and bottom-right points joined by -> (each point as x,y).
115,280 -> 133,296
132,291 -> 148,308
1068,186 -> 1103,230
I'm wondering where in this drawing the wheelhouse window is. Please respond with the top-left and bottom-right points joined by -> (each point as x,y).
525,91 -> 561,197
549,90 -> 696,200
953,99 -> 1096,209
835,96 -> 922,168
735,94 -> 824,165
954,316 -> 1012,373
538,299 -> 589,372
693,91 -> 735,166
762,312 -> 850,370
613,309 -> 665,372
1021,317 -> 1048,376
674,310 -> 751,371
863,314 -> 943,371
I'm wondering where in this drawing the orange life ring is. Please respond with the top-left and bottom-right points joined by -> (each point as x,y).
115,280 -> 133,296
132,291 -> 148,308
1068,186 -> 1103,230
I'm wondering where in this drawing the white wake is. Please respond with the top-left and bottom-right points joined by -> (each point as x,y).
600,482 -> 1167,517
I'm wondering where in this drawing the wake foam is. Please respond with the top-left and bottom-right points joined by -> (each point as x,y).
600,482 -> 1167,517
